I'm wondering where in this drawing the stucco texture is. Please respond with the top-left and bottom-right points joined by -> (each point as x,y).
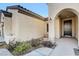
6,9 -> 47,42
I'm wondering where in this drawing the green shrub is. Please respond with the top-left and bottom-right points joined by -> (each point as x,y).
12,42 -> 32,55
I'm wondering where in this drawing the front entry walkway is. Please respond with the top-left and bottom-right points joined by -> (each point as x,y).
24,38 -> 78,56
50,38 -> 78,56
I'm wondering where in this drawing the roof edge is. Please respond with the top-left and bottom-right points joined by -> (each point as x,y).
6,5 -> 47,21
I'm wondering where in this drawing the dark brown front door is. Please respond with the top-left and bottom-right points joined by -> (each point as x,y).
64,20 -> 72,36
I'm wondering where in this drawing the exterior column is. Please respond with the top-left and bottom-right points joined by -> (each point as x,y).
48,18 -> 55,44
78,16 -> 79,47
55,17 -> 61,39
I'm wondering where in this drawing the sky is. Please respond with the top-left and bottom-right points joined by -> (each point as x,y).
0,3 -> 48,17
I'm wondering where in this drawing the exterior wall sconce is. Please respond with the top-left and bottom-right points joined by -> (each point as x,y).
48,17 -> 52,22
48,17 -> 52,21
49,18 -> 52,21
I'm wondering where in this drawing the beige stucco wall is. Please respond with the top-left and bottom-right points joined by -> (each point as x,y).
4,16 -> 12,44
7,9 -> 47,42
4,17 -> 12,36
0,13 -> 12,36
0,13 -> 4,36
16,13 -> 47,41
48,3 -> 79,45
7,9 -> 19,40
0,13 -> 12,43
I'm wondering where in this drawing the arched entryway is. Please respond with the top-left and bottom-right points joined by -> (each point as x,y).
54,8 -> 78,39
51,8 -> 79,46
48,4 -> 79,55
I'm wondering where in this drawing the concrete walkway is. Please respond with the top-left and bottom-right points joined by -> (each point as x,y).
24,47 -> 53,56
24,38 -> 78,56
50,38 -> 78,56
0,48 -> 12,56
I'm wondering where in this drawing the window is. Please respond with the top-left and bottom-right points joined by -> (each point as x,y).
47,23 -> 49,32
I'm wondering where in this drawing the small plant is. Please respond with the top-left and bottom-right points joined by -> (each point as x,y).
12,42 -> 32,55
